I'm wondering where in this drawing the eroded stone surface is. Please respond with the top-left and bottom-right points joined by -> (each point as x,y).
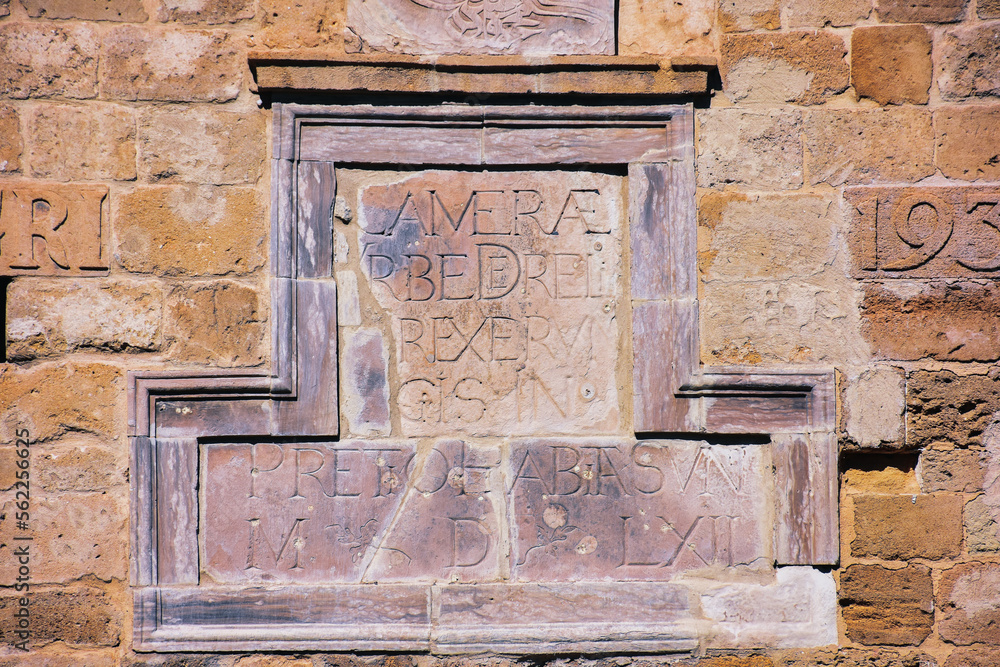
936,21 -> 1000,100
851,493 -> 963,559
936,107 -> 1000,181
876,0 -> 965,22
0,23 -> 99,99
354,170 -> 624,437
0,104 -> 22,173
697,110 -> 803,189
938,562 -> 1000,645
348,0 -> 614,55
28,103 -> 136,182
343,328 -> 391,437
907,370 -> 1000,448
843,366 -> 905,449
851,25 -> 931,105
841,564 -> 933,646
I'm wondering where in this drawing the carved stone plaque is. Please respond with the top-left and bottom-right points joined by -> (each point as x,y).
347,0 -> 615,56
349,170 -> 624,437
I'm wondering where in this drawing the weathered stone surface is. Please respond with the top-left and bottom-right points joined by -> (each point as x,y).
0,362 -> 123,443
908,371 -> 1000,449
348,0 -> 614,55
618,0 -> 714,58
918,445 -> 985,493
718,0 -> 780,32
699,191 -> 836,282
22,0 -> 148,20
937,22 -> 1000,100
851,493 -> 963,559
100,26 -> 242,102
343,328 -> 391,437
939,562 -> 1000,645
0,491 -> 126,584
0,23 -> 99,99
255,0 -> 340,49
138,105 -> 264,184
840,564 -> 933,646
0,181 -> 109,276
27,103 -> 136,181
0,0 -> 8,16
32,439 -> 126,492
355,170 -> 624,437
851,25 -> 930,105
701,567 -> 837,648
0,586 -> 121,646
164,281 -> 265,366
720,32 -> 849,105
936,106 -> 1000,181
0,651 -> 118,667
783,0 -> 871,27
861,281 -> 1000,362
774,648 -> 937,667
511,439 -> 770,580
115,185 -> 265,276
155,0 -> 254,23
0,104 -> 21,173
697,110 -> 803,189
876,0 -> 965,22
846,186 -> 1000,278
843,366 -> 905,449
336,270 -> 362,326
6,278 -> 162,359
234,658 -> 313,667
966,495 -> 1000,553
803,109 -> 934,186
981,0 -> 1000,17
944,646 -> 1000,667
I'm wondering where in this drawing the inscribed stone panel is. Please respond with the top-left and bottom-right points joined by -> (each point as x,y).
347,0 -> 614,55
349,170 -> 626,438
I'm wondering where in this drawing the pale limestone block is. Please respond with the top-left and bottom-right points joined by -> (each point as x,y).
336,270 -> 362,327
844,366 -> 905,448
700,566 -> 837,648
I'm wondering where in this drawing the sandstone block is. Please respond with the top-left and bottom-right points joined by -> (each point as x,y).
783,0 -> 872,27
936,106 -> 1000,181
876,0 -> 965,22
697,110 -> 803,189
861,281 -> 1000,362
907,371 -> 999,448
840,564 -> 933,646
851,493 -> 963,559
256,0 -> 340,49
27,103 -> 135,182
0,362 -> 123,443
0,585 -> 121,646
0,104 -> 21,173
851,25 -> 930,105
618,0 -> 714,59
981,0 -> 1000,17
164,281 -> 265,366
0,491 -> 126,583
115,185 -> 265,276
803,108 -> 933,186
945,646 -> 1000,667
22,0 -> 148,20
155,0 -> 254,24
719,0 -> 780,32
843,366 -> 905,449
0,651 -> 117,667
0,0 -> 7,16
6,278 -> 162,359
939,562 -> 1000,644
336,270 -> 361,326
139,106 -> 264,184
918,445 -> 985,493
32,439 -> 126,492
699,191 -> 837,282
966,496 -> 1000,553
100,26 -> 242,102
937,22 -> 1000,100
0,23 -> 98,99
720,32 -> 849,105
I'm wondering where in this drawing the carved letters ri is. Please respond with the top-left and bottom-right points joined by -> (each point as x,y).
0,183 -> 109,276
357,171 -> 624,436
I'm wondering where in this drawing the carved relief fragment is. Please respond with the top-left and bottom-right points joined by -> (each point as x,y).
0,183 -> 108,276
351,170 -> 625,437
346,0 -> 614,55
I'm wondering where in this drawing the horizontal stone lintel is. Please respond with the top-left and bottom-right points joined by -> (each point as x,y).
249,52 -> 715,96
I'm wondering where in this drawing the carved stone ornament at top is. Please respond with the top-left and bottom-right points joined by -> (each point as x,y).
347,0 -> 614,55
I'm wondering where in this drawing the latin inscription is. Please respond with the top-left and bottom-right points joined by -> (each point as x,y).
357,171 -> 624,437
347,0 -> 614,56
0,183 -> 109,276
202,439 -> 769,584
846,186 -> 1000,278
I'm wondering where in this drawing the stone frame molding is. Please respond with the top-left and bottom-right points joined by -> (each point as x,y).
129,102 -> 838,653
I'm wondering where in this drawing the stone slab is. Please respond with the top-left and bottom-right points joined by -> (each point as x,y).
0,182 -> 108,276
846,185 -> 1000,278
354,170 -> 625,437
347,0 -> 614,56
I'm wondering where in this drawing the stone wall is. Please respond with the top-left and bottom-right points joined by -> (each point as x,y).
0,0 -> 999,665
